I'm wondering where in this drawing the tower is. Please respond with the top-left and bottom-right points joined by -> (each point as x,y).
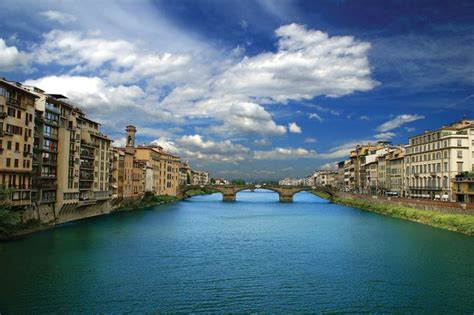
125,125 -> 137,147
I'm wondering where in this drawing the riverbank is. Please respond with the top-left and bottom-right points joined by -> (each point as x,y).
117,194 -> 178,211
183,188 -> 219,198
333,197 -> 474,236
0,189 -> 219,241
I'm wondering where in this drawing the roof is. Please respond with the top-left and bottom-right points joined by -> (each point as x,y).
46,94 -> 69,100
0,78 -> 39,98
409,119 -> 474,139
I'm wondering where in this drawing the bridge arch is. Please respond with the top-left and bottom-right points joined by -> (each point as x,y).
177,184 -> 336,203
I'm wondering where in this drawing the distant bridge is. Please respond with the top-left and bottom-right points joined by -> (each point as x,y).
177,184 -> 336,203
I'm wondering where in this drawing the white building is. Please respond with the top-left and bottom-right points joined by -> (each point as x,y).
405,119 -> 474,200
192,170 -> 209,185
278,178 -> 303,186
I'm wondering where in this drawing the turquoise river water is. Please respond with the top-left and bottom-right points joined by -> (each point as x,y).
0,190 -> 473,313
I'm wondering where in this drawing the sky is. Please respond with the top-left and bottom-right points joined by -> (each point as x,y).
0,0 -> 473,180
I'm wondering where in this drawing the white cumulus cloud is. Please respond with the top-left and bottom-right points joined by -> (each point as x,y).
0,39 -> 29,71
288,122 -> 302,133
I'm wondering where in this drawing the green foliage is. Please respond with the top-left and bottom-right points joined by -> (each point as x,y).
0,188 -> 22,237
311,190 -> 331,200
335,197 -> 474,235
184,188 -> 218,197
231,179 -> 246,185
118,193 -> 177,211
458,171 -> 474,179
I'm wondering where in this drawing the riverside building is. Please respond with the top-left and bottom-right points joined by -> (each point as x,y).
179,161 -> 192,185
0,79 -> 36,209
405,119 -> 474,200
191,170 -> 210,186
13,82 -> 113,219
135,145 -> 181,196
386,148 -> 405,196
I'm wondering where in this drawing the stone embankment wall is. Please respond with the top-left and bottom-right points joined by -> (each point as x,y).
19,197 -> 142,226
337,192 -> 474,215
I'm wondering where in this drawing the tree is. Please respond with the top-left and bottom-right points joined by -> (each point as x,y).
231,179 -> 246,185
0,188 -> 21,236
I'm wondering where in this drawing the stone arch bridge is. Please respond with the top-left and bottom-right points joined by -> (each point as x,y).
177,185 -> 336,203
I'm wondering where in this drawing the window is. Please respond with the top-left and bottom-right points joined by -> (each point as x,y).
41,166 -> 56,178
7,107 -> 15,117
457,150 -> 463,158
444,162 -> 448,172
457,139 -> 462,146
43,139 -> 58,152
6,158 -> 11,167
14,159 -> 18,168
15,142 -> 19,151
43,125 -> 58,138
16,110 -> 21,119
6,124 -> 22,135
7,141 -> 11,150
457,162 -> 463,172
44,111 -> 59,125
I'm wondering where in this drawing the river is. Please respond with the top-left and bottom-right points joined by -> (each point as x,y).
0,190 -> 473,313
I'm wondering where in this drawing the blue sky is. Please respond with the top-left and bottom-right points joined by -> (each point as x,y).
0,0 -> 473,179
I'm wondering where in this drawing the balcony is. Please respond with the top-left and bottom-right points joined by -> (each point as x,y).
45,104 -> 61,114
408,186 -> 443,191
44,133 -> 58,140
40,174 -> 57,180
80,162 -> 94,170
0,112 -> 6,119
42,146 -> 58,153
6,98 -> 18,107
81,141 -> 99,149
41,197 -> 56,203
44,119 -> 59,126
80,150 -> 95,159
37,182 -> 58,190
7,184 -> 31,190
79,183 -> 93,190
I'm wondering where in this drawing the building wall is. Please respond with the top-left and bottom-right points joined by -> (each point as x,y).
135,146 -> 180,196
405,121 -> 474,200
0,80 -> 36,209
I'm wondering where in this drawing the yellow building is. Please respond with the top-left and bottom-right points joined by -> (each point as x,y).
111,126 -> 146,199
132,160 -> 145,197
22,85 -> 112,217
452,173 -> 474,203
0,79 -> 37,209
135,145 -> 180,196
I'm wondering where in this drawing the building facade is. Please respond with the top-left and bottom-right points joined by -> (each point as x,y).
405,120 -> 474,200
0,79 -> 36,209
135,145 -> 180,196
